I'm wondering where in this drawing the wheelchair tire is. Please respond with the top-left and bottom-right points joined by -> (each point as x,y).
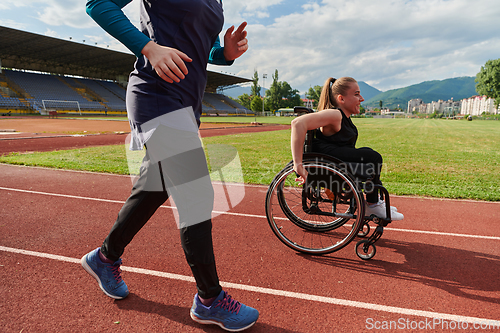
355,240 -> 376,260
265,158 -> 365,255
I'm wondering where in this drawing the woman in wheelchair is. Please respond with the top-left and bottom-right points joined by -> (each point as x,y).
291,77 -> 404,221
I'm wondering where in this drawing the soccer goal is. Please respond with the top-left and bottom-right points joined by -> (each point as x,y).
42,100 -> 81,115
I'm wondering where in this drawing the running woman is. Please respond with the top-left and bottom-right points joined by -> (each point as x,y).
81,0 -> 259,331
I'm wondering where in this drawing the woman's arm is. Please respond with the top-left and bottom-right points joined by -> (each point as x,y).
290,109 -> 342,183
208,37 -> 231,65
86,0 -> 192,83
86,0 -> 150,57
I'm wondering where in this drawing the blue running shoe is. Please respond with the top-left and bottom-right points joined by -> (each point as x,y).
190,290 -> 259,332
81,248 -> 129,299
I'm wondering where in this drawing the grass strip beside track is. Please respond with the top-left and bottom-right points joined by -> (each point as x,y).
1,118 -> 499,201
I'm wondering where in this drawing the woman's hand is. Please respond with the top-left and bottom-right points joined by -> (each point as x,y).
223,22 -> 248,61
141,41 -> 193,83
293,163 -> 308,185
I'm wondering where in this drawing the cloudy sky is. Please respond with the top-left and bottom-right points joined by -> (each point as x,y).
1,0 -> 499,93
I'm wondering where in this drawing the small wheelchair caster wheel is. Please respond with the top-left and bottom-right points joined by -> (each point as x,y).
358,223 -> 370,238
356,240 -> 376,260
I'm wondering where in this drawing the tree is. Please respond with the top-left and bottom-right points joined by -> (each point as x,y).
237,93 -> 251,109
250,95 -> 263,112
305,85 -> 322,108
264,69 -> 303,111
279,81 -> 302,108
476,58 -> 500,108
379,100 -> 383,109
266,69 -> 281,111
251,70 -> 261,97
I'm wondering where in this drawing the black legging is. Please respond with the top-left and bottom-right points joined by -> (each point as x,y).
313,143 -> 383,204
100,151 -> 221,299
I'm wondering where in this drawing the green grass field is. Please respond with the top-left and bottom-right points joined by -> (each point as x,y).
201,116 -> 293,124
1,118 -> 499,201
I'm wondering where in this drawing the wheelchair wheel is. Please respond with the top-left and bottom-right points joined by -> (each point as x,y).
356,240 -> 376,260
265,159 -> 365,255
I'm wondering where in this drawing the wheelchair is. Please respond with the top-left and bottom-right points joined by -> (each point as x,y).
265,107 -> 394,260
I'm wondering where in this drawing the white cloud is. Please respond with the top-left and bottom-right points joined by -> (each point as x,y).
223,0 -> 500,92
26,0 -> 139,53
44,28 -> 59,38
83,33 -> 132,54
0,19 -> 27,30
36,0 -> 96,28
223,0 -> 284,26
31,0 -> 138,30
0,0 -> 35,10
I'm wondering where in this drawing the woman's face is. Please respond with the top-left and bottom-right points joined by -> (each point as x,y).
337,82 -> 364,116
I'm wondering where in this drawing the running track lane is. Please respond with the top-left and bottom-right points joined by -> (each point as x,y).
0,125 -> 290,155
0,164 -> 499,332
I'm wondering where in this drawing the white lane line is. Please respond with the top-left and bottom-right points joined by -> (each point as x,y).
383,226 -> 500,240
0,186 -> 126,204
1,186 -> 499,241
0,245 -> 498,326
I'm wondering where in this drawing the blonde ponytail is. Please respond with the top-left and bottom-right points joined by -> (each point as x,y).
317,77 -> 357,111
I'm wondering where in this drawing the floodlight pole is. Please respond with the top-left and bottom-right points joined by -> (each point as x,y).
261,74 -> 267,120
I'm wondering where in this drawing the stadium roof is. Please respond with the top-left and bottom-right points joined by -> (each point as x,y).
0,25 -> 251,88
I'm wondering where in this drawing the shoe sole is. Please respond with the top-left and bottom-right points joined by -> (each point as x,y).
369,214 -> 404,221
81,254 -> 128,300
190,311 -> 257,332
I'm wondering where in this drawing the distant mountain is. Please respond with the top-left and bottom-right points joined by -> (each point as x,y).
363,76 -> 477,109
221,85 -> 265,99
220,77 -> 477,110
221,85 -> 248,98
358,81 -> 382,101
222,81 -> 381,101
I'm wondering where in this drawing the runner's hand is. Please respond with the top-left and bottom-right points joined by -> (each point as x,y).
141,41 -> 192,83
223,22 -> 248,61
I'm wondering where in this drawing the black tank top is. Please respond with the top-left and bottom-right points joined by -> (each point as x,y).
313,109 -> 358,148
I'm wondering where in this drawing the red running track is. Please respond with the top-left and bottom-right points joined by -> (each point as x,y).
1,163 -> 500,332
0,125 -> 290,155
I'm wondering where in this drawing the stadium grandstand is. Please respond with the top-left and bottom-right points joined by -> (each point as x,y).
0,26 -> 253,116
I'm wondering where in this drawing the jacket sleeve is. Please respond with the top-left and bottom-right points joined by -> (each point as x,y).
208,36 -> 234,66
86,0 -> 151,57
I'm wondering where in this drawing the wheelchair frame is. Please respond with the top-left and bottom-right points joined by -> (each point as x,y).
265,106 -> 394,260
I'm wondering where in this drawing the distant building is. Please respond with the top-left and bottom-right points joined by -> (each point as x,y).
407,98 -> 460,115
381,108 -> 405,116
302,98 -> 314,109
460,95 -> 498,115
365,109 -> 381,116
407,99 -> 423,113
429,99 -> 460,115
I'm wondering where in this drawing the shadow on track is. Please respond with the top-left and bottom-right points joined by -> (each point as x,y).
116,293 -> 301,332
298,239 -> 500,305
